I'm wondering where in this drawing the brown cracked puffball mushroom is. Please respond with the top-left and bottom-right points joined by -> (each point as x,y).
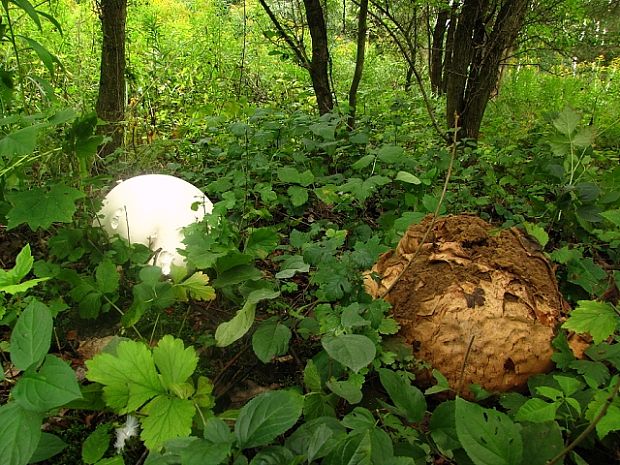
97,174 -> 213,275
365,215 -> 563,398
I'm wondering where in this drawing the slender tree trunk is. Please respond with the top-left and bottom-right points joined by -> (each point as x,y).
347,0 -> 368,128
442,3 -> 459,94
96,0 -> 127,157
303,0 -> 334,114
430,8 -> 449,94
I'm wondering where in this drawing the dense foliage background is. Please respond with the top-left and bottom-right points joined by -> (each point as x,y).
1,0 -> 620,464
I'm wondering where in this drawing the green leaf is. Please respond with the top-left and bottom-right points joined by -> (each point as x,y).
95,259 -> 119,294
395,171 -> 421,184
0,402 -> 42,465
249,446 -> 294,465
288,185 -> 308,207
514,398 -> 558,423
378,369 -> 426,422
181,439 -> 231,465
9,244 -> 33,283
13,355 -> 82,411
275,255 -> 309,279
326,373 -> 364,404
0,125 -> 38,159
10,0 -> 42,29
429,401 -> 460,457
235,390 -> 304,449
321,334 -> 376,373
141,395 -> 195,451
553,106 -> 581,135
303,360 -> 323,392
519,422 -> 564,465
175,272 -> 216,302
522,222 -> 549,248
377,144 -> 403,163
586,389 -> 620,439
29,432 -> 66,463
455,397 -> 523,465
245,228 -> 279,259
6,184 -> 84,230
277,167 -> 301,184
82,424 -> 111,464
352,154 -> 375,171
152,335 -> 198,389
19,36 -> 62,76
215,289 -> 280,347
562,300 -> 618,344
85,340 -> 164,413
252,319 -> 292,363
601,209 -> 620,228
10,300 -> 52,371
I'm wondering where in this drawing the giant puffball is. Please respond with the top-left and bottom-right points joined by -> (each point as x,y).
365,215 -> 564,399
97,174 -> 213,274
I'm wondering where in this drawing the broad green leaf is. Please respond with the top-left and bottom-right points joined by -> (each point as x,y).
303,360 -> 323,392
95,258 -> 119,294
252,319 -> 292,363
377,144 -> 403,163
429,401 -> 460,457
601,209 -> 620,228
215,289 -> 279,347
351,154 -> 375,170
6,184 -> 84,230
326,374 -> 364,404
553,106 -> 581,135
455,397 -> 523,465
378,369 -> 426,422
19,37 -> 61,76
10,300 -> 52,371
245,228 -> 279,259
514,398 -> 558,423
8,244 -> 33,283
0,402 -> 42,465
277,166 -> 301,184
152,335 -> 198,389
586,389 -> 620,439
213,264 -> 262,288
249,446 -> 294,465
0,125 -> 38,159
321,334 -> 376,373
395,171 -> 421,184
29,432 -> 66,464
235,390 -> 304,449
562,300 -> 618,344
523,222 -> 549,248
323,430 -> 372,465
82,424 -> 111,464
10,0 -> 42,29
141,396 -> 195,451
519,422 -> 564,465
85,340 -> 164,413
275,255 -> 309,279
175,272 -> 216,302
288,185 -> 308,207
180,439 -> 231,465
13,355 -> 82,411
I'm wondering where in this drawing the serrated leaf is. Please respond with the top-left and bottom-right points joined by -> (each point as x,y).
245,228 -> 279,259
378,369 -> 426,422
519,421 -> 564,465
215,289 -> 280,347
152,335 -> 198,389
95,259 -> 119,294
141,395 -> 195,451
175,272 -> 216,302
275,255 -> 309,279
523,222 -> 549,248
82,423 -> 111,464
395,171 -> 421,184
377,144 -> 403,163
10,300 -> 52,371
514,398 -> 558,423
252,319 -> 292,363
0,124 -> 39,159
85,340 -> 164,413
13,355 -> 82,411
562,300 -> 618,344
249,445 -> 295,465
0,403 -> 42,465
6,184 -> 84,230
586,389 -> 620,439
553,107 -> 581,135
235,390 -> 304,449
288,185 -> 308,207
455,397 -> 523,465
321,334 -> 376,373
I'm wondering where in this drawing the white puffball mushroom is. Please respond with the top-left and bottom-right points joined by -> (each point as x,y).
97,174 -> 213,275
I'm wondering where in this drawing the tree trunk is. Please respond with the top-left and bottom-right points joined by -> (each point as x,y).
96,0 -> 127,157
430,8 -> 449,94
303,0 -> 334,114
347,0 -> 369,128
443,0 -> 530,140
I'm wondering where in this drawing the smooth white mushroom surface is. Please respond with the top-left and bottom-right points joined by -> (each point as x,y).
97,174 -> 213,274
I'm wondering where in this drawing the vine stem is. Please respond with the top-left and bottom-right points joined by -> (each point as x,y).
546,376 -> 620,465
378,114 -> 459,299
